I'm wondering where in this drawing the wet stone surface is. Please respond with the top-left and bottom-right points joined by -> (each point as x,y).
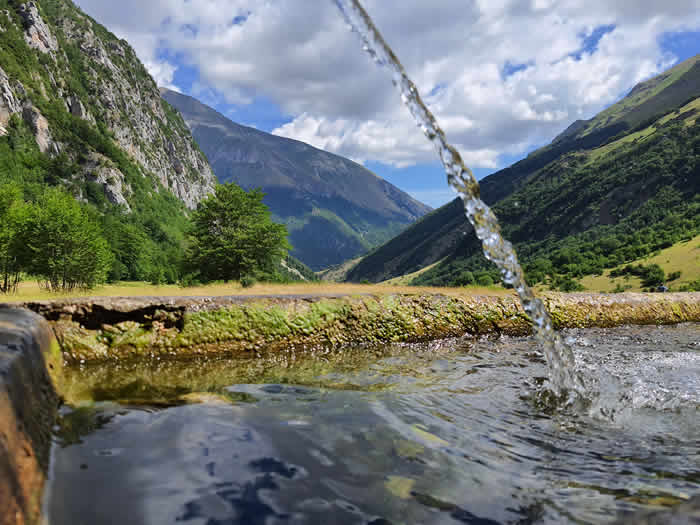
46,324 -> 700,524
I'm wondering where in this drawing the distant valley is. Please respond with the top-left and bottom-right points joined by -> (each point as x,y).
161,88 -> 431,271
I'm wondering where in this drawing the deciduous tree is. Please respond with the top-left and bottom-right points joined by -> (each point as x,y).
185,184 -> 290,282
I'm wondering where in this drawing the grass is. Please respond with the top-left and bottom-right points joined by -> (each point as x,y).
317,256 -> 365,282
381,257 -> 447,286
580,234 -> 700,292
586,96 -> 700,163
0,280 -> 514,303
581,55 -> 699,136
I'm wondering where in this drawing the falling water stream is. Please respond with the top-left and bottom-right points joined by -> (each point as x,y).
332,0 -> 584,397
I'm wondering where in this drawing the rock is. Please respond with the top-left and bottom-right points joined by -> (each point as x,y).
16,291 -> 700,364
18,1 -> 58,54
67,94 -> 90,120
167,139 -> 185,174
0,66 -> 21,135
0,307 -> 61,525
56,15 -> 216,209
82,152 -> 132,211
108,41 -> 126,58
21,103 -> 54,154
2,0 -> 217,210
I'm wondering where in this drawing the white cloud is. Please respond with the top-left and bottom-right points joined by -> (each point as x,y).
143,59 -> 178,90
74,0 -> 700,169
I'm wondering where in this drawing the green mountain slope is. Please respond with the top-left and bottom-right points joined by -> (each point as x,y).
0,0 -> 219,283
161,88 -> 432,271
347,56 -> 700,289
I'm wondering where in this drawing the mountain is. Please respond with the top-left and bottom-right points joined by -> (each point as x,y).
161,88 -> 432,270
0,0 -> 215,208
0,0 -> 217,284
346,55 -> 700,289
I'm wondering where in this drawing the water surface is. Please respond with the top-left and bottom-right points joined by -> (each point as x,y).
47,324 -> 700,524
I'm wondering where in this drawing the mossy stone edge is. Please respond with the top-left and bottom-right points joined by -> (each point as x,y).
16,292 -> 700,364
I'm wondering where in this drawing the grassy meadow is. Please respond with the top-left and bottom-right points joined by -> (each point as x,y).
1,280 -> 513,303
580,234 -> 700,292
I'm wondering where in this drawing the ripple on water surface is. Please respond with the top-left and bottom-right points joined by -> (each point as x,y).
47,324 -> 700,524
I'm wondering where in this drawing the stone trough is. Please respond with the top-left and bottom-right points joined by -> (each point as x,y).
1,291 -> 699,524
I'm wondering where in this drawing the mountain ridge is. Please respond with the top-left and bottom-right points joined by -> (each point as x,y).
0,0 -> 219,284
345,55 -> 700,288
0,0 -> 216,208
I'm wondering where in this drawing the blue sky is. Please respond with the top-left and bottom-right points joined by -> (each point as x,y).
76,1 -> 700,208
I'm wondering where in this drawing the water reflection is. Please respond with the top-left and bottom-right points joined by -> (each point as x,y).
48,324 -> 700,524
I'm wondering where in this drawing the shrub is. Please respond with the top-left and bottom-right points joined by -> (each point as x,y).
23,188 -> 113,291
240,275 -> 256,288
179,273 -> 202,288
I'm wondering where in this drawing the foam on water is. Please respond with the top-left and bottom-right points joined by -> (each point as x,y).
332,0 -> 584,397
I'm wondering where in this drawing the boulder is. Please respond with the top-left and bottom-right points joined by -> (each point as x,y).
0,67 -> 20,135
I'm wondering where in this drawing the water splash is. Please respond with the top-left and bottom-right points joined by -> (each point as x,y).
333,0 -> 584,397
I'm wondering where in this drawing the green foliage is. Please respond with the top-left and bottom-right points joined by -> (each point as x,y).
551,275 -> 585,292
185,184 -> 290,283
667,271 -> 681,281
409,118 -> 699,289
240,275 -> 256,288
0,109 -> 190,287
0,183 -> 113,293
454,271 -> 475,287
23,188 -> 113,291
677,279 -> 700,292
179,273 -> 202,288
475,274 -> 492,286
0,182 -> 28,293
0,0 -> 303,294
610,263 -> 666,287
612,283 -> 632,293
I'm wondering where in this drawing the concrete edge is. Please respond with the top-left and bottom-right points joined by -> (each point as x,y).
0,307 -> 62,525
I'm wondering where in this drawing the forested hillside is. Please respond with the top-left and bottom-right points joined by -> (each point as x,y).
346,56 -> 700,291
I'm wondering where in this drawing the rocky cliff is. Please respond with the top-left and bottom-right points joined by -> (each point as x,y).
0,0 -> 215,209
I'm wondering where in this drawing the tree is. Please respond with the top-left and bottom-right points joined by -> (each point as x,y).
0,183 -> 29,293
24,188 -> 113,291
185,184 -> 290,282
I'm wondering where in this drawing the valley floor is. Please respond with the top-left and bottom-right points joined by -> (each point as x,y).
1,280 -> 511,303
3,231 -> 698,303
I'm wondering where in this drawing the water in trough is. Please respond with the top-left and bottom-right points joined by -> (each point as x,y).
47,324 -> 700,524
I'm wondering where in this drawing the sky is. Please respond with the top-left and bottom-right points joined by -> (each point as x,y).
73,0 -> 700,209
